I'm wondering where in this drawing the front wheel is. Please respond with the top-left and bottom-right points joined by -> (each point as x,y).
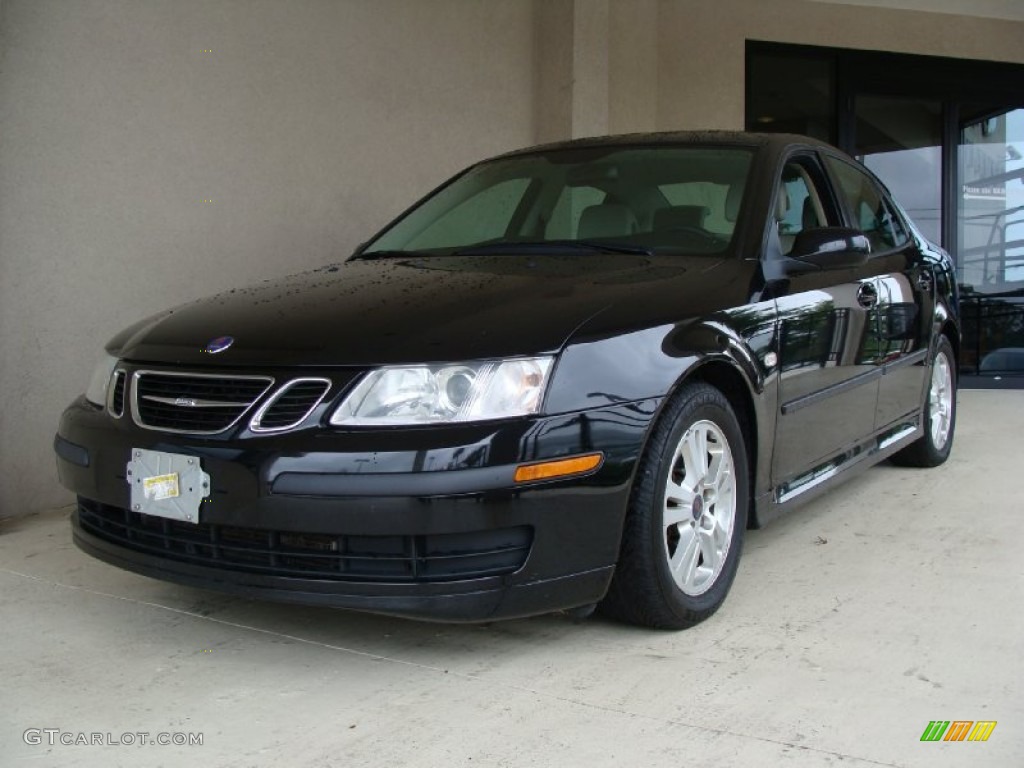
600,382 -> 749,629
892,335 -> 956,468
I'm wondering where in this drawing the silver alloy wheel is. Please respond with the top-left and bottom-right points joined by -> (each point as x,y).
662,419 -> 737,596
929,350 -> 954,449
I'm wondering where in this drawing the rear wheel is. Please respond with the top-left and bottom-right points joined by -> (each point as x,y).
600,382 -> 749,629
892,335 -> 956,468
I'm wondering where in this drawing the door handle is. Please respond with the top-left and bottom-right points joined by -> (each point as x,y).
857,282 -> 878,309
916,270 -> 933,292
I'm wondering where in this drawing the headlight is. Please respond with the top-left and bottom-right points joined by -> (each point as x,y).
330,357 -> 554,426
84,353 -> 119,407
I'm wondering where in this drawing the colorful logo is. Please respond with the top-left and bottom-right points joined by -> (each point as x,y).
203,336 -> 234,354
920,721 -> 997,742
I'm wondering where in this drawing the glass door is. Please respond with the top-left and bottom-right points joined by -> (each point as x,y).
958,107 -> 1024,375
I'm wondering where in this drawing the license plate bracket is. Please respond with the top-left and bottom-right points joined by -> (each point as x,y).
127,448 -> 210,524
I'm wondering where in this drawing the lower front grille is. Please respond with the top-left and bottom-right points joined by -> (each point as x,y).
76,499 -> 532,583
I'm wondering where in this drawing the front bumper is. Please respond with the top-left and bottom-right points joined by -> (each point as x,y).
55,395 -> 658,621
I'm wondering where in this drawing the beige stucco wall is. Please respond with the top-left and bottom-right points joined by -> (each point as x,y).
1,0 -> 1023,518
0,0 -> 535,517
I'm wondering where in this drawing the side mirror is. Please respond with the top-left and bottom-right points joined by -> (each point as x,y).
789,227 -> 871,270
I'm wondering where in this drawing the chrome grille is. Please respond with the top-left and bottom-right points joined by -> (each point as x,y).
250,378 -> 331,432
108,370 -> 127,418
132,371 -> 273,434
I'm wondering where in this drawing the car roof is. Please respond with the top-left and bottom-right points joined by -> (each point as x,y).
494,130 -> 837,160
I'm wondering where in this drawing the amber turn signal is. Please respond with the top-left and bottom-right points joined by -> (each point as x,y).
513,453 -> 603,483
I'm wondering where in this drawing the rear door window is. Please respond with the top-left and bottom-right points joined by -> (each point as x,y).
824,156 -> 909,252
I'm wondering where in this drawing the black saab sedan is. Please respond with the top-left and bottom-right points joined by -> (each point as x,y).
55,132 -> 959,629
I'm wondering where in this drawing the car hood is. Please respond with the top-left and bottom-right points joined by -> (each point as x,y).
109,254 -> 738,367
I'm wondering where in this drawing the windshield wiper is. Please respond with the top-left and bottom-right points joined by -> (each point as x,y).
455,240 -> 653,256
350,249 -> 432,261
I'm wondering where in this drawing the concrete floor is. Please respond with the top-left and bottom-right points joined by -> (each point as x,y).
1,390 -> 1021,768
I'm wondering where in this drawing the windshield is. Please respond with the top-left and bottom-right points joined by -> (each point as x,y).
361,146 -> 754,257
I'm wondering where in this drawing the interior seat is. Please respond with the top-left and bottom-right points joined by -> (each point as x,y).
725,180 -> 745,223
653,205 -> 709,232
577,203 -> 638,239
802,196 -> 817,229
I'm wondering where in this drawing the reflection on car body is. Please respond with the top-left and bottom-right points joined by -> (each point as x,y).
55,132 -> 960,629
980,346 -> 1024,373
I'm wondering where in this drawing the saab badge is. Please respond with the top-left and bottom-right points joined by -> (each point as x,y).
204,335 -> 234,354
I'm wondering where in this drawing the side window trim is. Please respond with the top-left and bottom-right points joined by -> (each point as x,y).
873,179 -> 915,248
808,149 -> 845,227
820,151 -> 861,231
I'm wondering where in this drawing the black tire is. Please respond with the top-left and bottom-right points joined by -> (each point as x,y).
600,382 -> 749,629
891,335 -> 957,468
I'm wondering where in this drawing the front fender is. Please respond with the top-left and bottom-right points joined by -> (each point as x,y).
544,304 -> 780,524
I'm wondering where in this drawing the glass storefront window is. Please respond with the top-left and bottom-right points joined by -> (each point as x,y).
959,109 -> 1024,288
958,108 -> 1024,374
